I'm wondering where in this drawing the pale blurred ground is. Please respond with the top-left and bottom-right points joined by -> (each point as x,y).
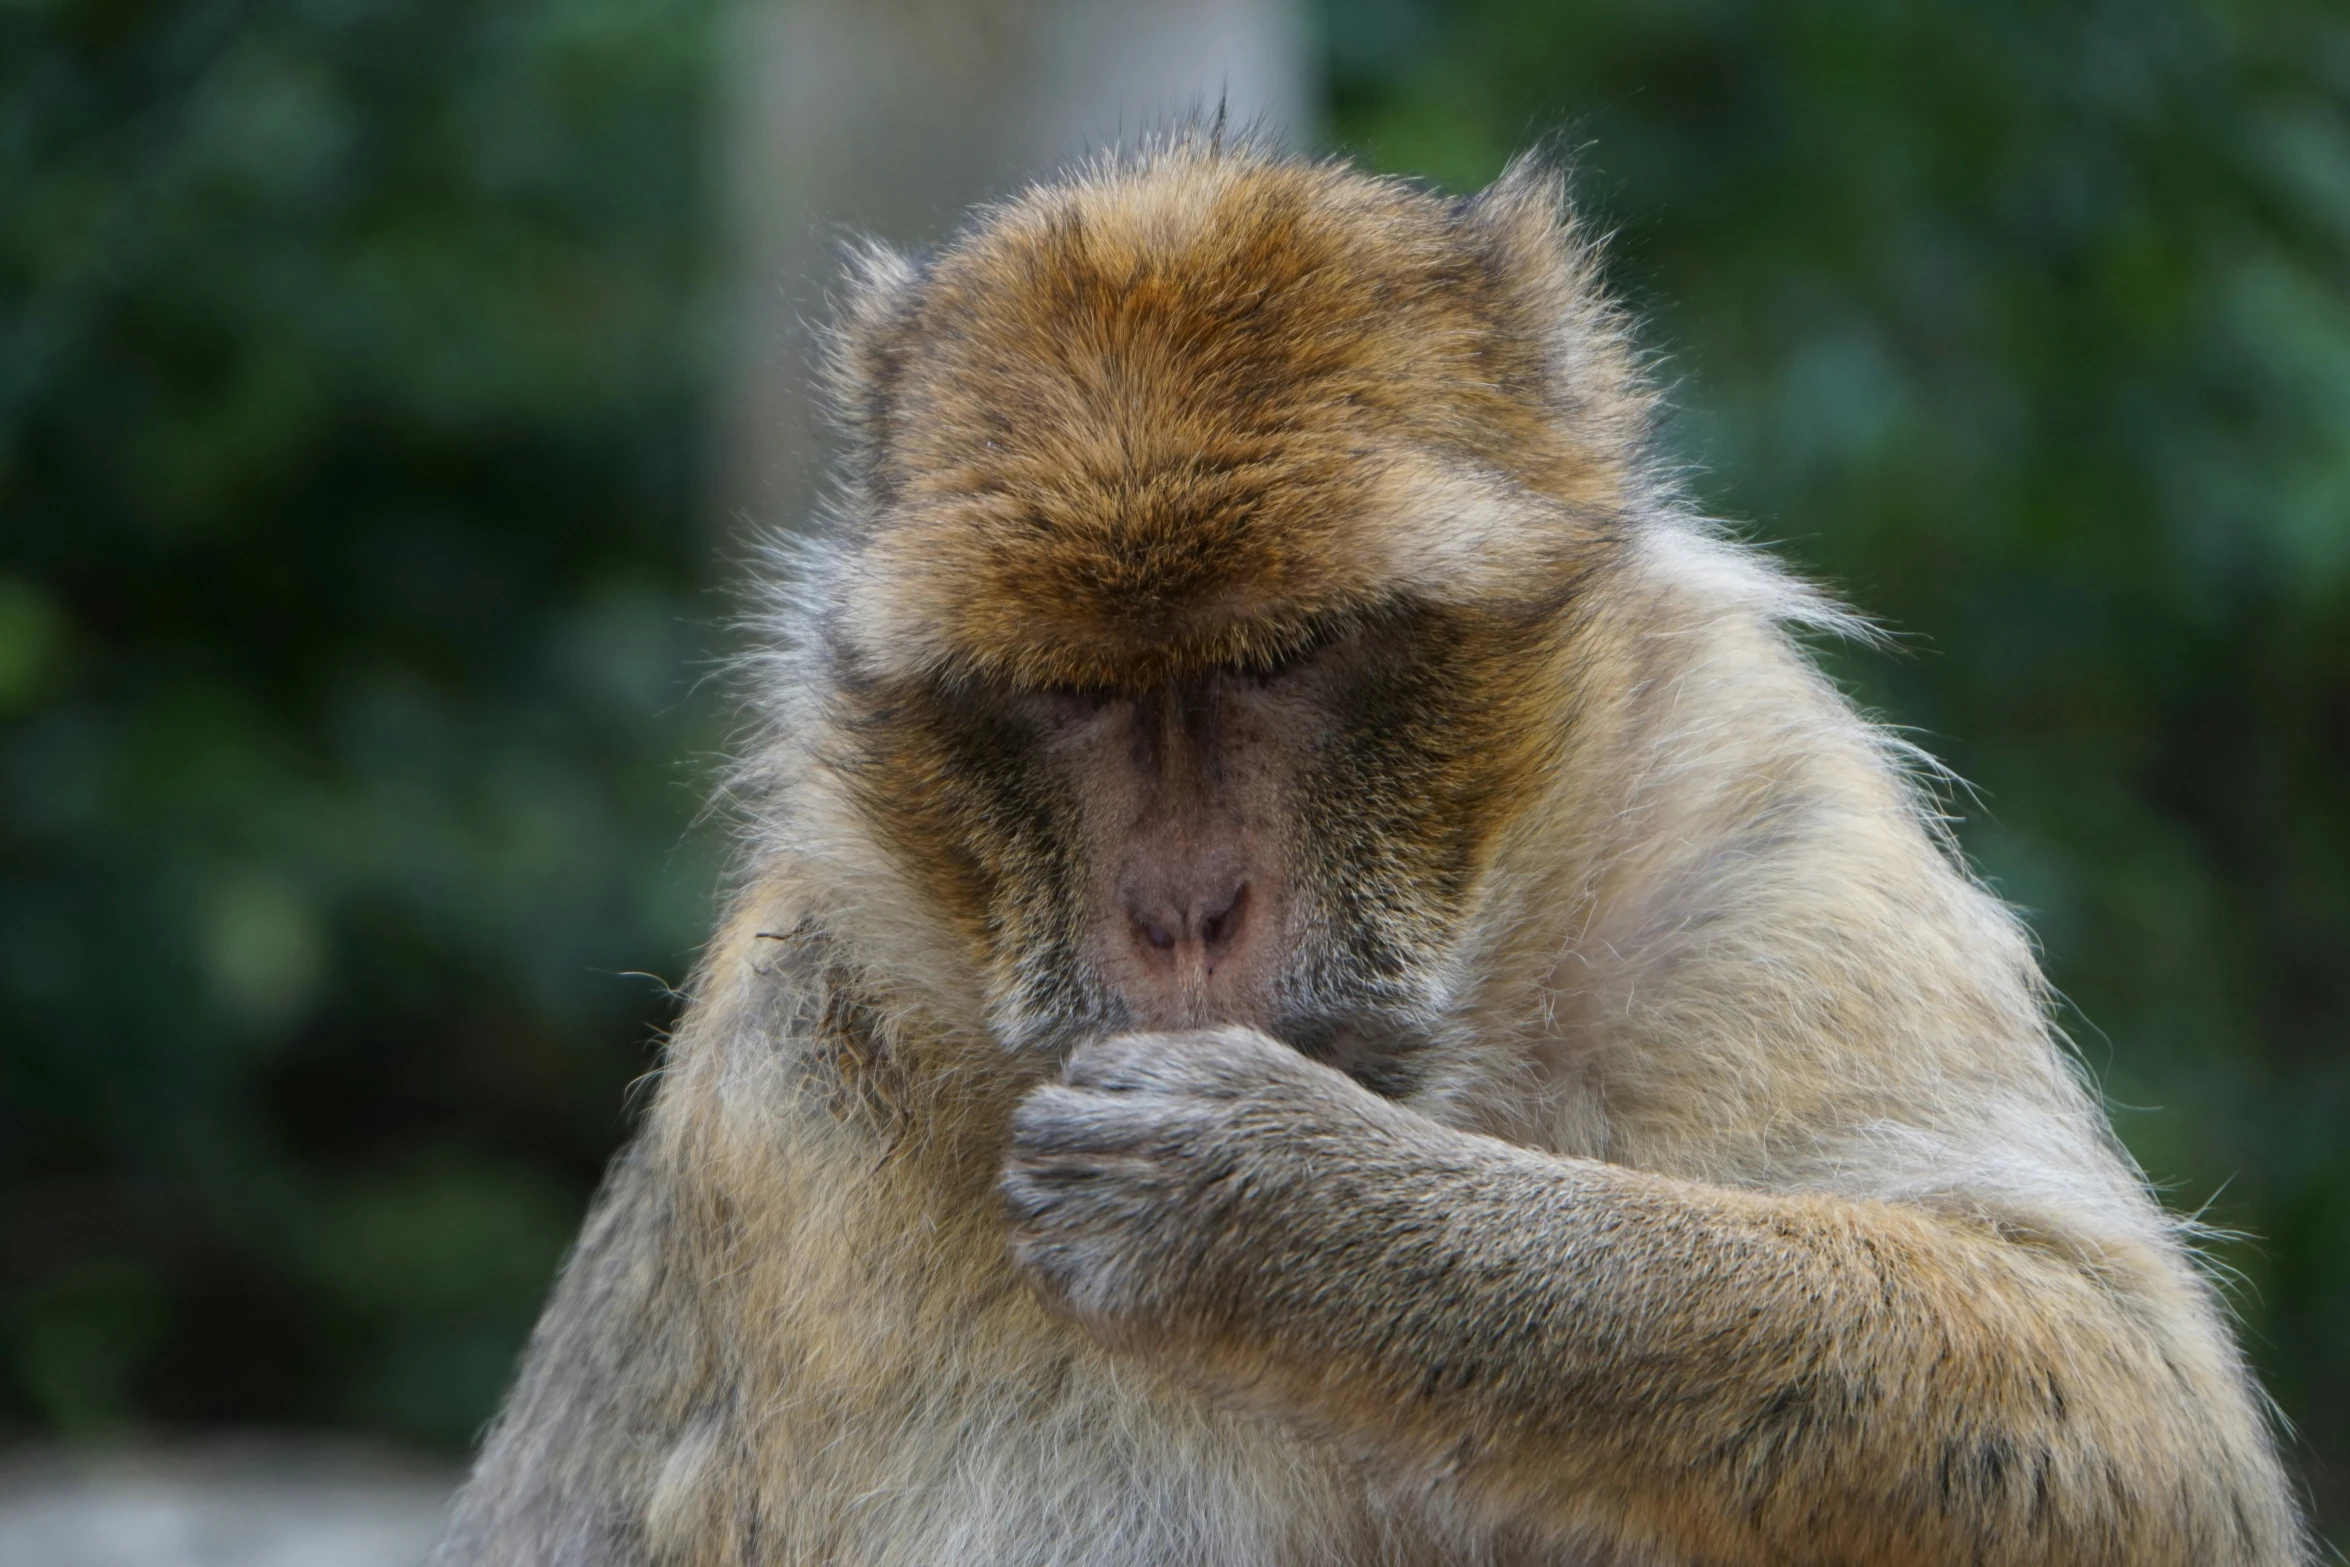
0,1442 -> 453,1567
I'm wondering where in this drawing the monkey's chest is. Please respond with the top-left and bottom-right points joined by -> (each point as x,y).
738,1347 -> 1573,1567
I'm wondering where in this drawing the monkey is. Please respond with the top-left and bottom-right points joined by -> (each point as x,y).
432,140 -> 2312,1567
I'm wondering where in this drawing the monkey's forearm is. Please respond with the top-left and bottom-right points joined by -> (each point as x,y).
1006,1032 -> 2301,1567
1180,1134 -> 2294,1566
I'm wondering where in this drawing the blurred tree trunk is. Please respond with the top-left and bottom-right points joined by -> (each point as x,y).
714,0 -> 1316,534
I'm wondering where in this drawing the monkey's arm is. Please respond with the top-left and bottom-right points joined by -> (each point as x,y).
432,1143 -> 684,1565
1004,1028 -> 2307,1567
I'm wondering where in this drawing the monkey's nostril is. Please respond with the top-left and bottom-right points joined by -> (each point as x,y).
1200,884 -> 1247,953
1123,877 -> 1247,964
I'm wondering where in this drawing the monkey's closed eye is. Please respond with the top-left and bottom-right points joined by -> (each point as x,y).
1228,616 -> 1358,687
1024,685 -> 1118,729
1228,653 -> 1300,687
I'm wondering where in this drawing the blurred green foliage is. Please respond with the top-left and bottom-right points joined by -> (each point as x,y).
1,0 -> 723,1446
1,0 -> 2342,1540
1329,0 -> 2350,1532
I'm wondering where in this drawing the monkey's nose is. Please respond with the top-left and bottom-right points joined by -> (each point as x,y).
1126,879 -> 1249,969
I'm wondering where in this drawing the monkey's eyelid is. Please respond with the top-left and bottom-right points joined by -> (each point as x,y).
1229,609 -> 1378,682
1227,649 -> 1301,683
1035,685 -> 1117,716
996,684 -> 1119,732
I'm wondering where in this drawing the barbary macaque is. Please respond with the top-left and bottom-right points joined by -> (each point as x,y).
434,142 -> 2310,1566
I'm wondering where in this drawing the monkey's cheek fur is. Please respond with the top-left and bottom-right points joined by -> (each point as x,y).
1001,1027 -> 1373,1342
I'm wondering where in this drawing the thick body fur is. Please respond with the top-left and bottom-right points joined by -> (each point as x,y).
436,145 -> 2309,1565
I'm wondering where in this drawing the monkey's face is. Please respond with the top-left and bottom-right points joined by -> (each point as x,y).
843,602 -> 1539,1095
815,151 -> 1616,1089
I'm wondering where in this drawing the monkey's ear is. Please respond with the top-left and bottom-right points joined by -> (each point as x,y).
1465,151 -> 1589,295
1463,154 -> 1642,419
820,240 -> 923,468
1471,151 -> 1571,236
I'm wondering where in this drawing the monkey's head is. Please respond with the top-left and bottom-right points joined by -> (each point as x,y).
798,145 -> 1651,1093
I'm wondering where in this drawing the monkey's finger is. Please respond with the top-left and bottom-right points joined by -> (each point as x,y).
1063,1025 -> 1292,1095
1002,1223 -> 1156,1331
1060,1032 -> 1209,1093
1007,1083 -> 1217,1159
999,1153 -> 1157,1219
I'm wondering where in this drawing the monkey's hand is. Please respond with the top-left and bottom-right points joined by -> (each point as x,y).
1002,1024 -> 1432,1352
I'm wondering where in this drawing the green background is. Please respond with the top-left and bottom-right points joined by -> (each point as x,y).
4,0 -> 2344,1542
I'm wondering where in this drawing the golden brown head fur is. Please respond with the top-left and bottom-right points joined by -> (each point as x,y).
822,144 -> 1649,692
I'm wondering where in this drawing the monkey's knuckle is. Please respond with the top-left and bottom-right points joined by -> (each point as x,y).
1026,1245 -> 1151,1327
1011,1087 -> 1147,1155
1064,1031 -> 1228,1097
1006,1179 -> 1183,1323
1006,1098 -> 1089,1157
1016,1096 -> 1217,1178
1060,1031 -> 1166,1089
